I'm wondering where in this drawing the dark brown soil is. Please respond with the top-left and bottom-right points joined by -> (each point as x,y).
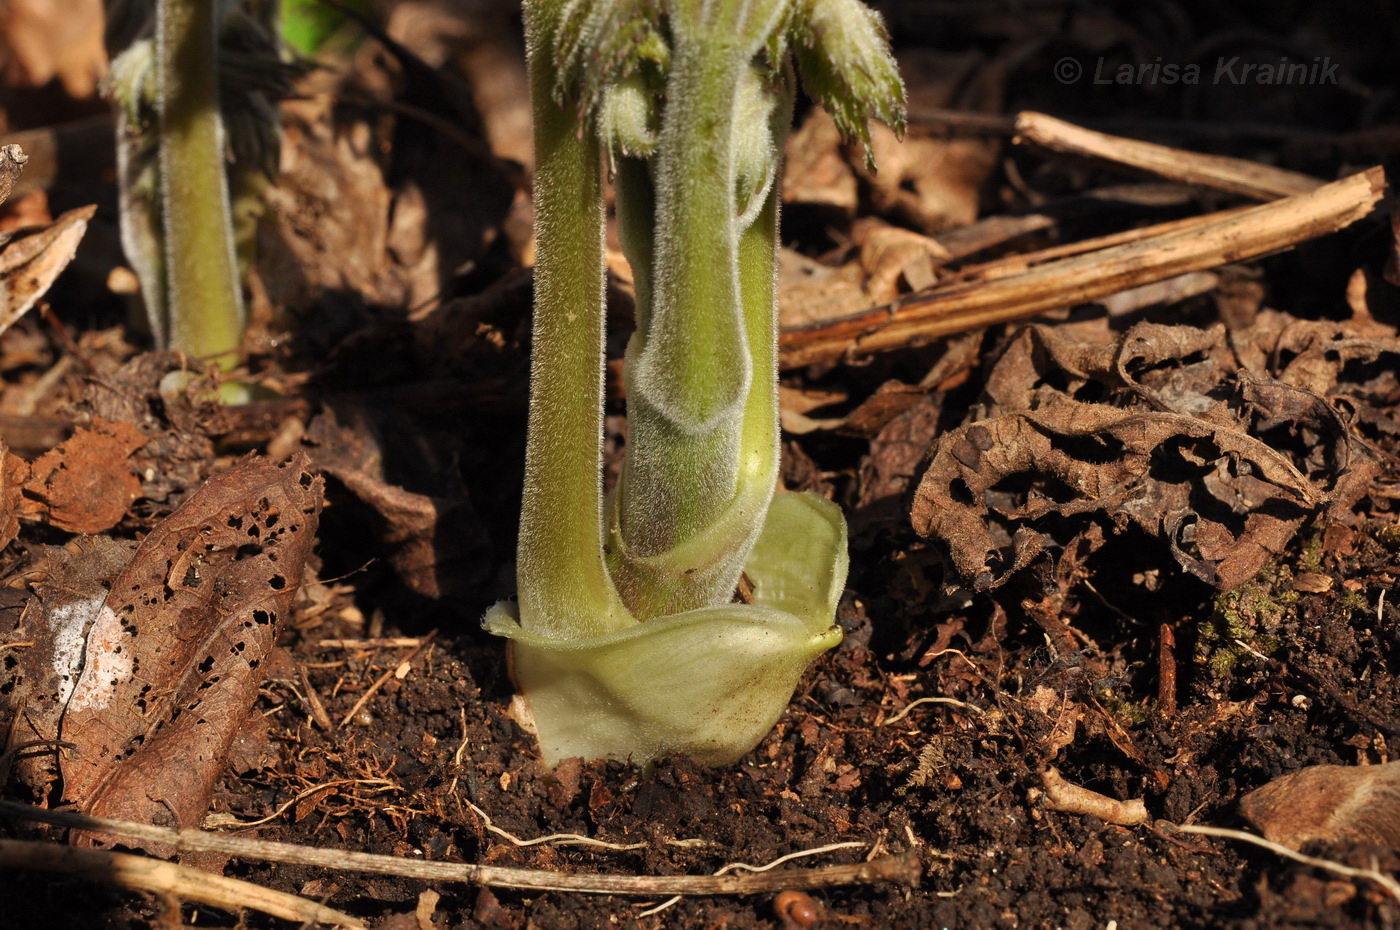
3,1 -> 1400,927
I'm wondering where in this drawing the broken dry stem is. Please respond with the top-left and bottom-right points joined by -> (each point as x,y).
1037,766 -> 1149,827
0,837 -> 364,928
1014,111 -> 1324,201
0,800 -> 922,896
780,165 -> 1385,368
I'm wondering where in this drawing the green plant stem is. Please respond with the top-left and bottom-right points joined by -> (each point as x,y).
620,23 -> 750,563
516,1 -> 629,640
157,0 -> 244,369
734,155 -> 784,513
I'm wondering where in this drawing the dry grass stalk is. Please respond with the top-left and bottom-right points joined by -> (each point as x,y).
1014,111 -> 1323,200
0,837 -> 365,928
0,800 -> 922,896
779,165 -> 1384,369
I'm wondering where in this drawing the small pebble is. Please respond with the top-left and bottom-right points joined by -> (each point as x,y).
774,889 -> 823,928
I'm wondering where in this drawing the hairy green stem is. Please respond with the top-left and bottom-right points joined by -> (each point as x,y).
516,0 -> 629,639
620,27 -> 750,563
157,0 -> 244,369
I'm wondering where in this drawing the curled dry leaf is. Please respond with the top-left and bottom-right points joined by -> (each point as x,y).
0,144 -> 28,207
913,320 -> 1377,592
0,204 -> 94,336
16,418 -> 147,534
1240,762 -> 1400,850
12,455 -> 322,852
913,399 -> 1318,591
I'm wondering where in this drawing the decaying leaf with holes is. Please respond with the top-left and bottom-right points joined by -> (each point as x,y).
11,454 -> 322,853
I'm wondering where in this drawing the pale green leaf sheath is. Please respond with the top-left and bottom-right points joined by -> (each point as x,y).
487,0 -> 904,768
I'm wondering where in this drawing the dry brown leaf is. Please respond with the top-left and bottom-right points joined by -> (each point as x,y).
15,456 -> 322,852
777,247 -> 869,331
253,54 -> 512,335
0,144 -> 28,207
782,108 -> 859,220
0,443 -> 24,549
855,393 -> 943,519
304,407 -> 490,600
7,534 -> 141,790
856,219 -> 950,302
913,319 -> 1381,592
17,418 -> 146,534
860,121 -> 999,235
1240,762 -> 1400,850
0,204 -> 93,335
1024,687 -> 1082,758
0,0 -> 106,97
913,399 -> 1320,591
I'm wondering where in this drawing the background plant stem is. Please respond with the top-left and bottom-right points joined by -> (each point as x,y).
157,0 -> 244,369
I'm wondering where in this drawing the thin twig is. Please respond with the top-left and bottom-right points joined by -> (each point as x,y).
1014,111 -> 1323,201
1171,823 -> 1400,902
637,841 -> 869,918
337,631 -> 437,728
0,838 -> 364,928
298,663 -> 335,731
0,800 -> 920,896
315,637 -> 424,650
779,164 -> 1385,369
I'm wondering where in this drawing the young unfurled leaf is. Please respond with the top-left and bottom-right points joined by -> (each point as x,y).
552,0 -> 667,118
789,0 -> 906,166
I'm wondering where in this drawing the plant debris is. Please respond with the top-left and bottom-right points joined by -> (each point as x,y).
912,319 -> 1379,592
6,455 -> 322,854
3,1 -> 1400,927
1240,762 -> 1400,851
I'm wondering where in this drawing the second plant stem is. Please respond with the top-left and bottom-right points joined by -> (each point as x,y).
157,0 -> 244,369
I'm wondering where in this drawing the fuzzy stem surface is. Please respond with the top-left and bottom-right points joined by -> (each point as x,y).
156,0 -> 244,369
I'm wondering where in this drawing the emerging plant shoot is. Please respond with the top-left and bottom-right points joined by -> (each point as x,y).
486,0 -> 905,767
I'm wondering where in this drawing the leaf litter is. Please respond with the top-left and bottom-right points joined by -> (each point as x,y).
6,455 -> 321,855
4,1 -> 1400,928
912,317 -> 1383,592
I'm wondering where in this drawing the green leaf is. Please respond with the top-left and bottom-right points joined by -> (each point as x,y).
789,0 -> 906,167
553,0 -> 667,118
281,0 -> 371,56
